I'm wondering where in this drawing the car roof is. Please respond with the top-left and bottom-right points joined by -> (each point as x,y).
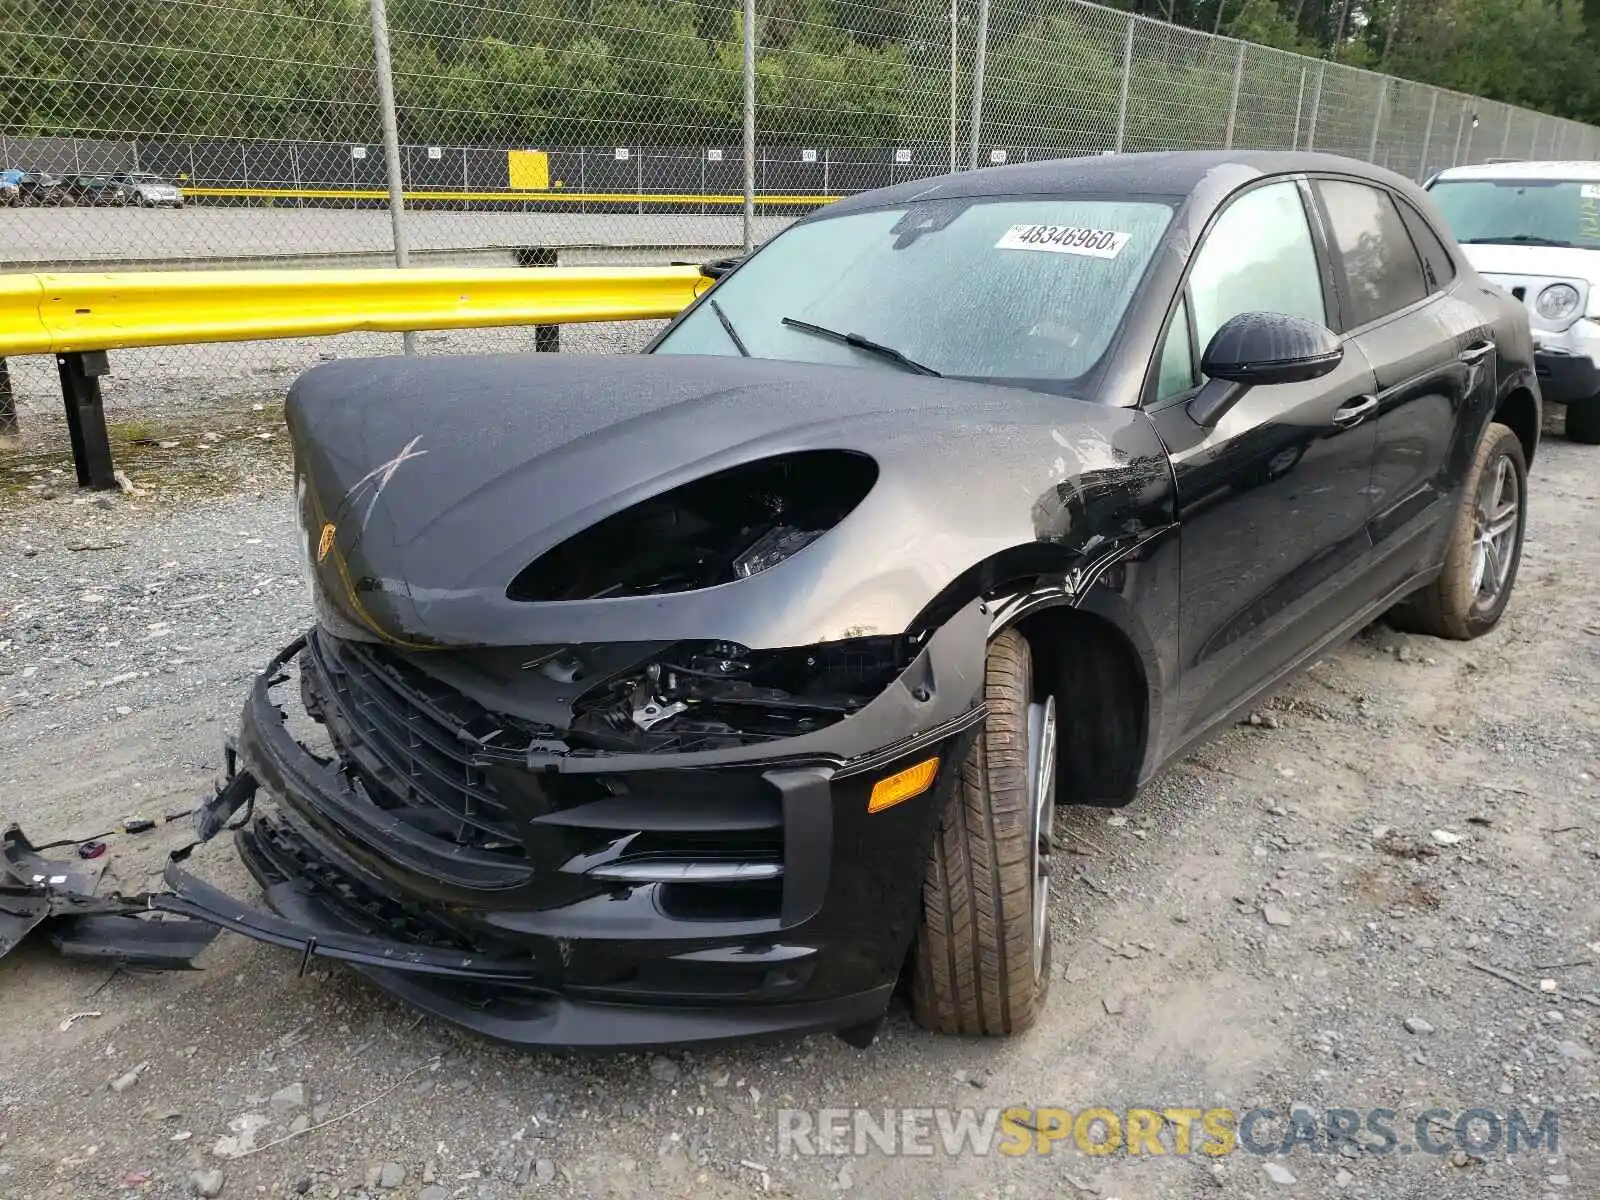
1433,160 -> 1600,183
817,150 -> 1424,218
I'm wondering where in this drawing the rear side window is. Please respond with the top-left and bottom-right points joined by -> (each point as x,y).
1396,200 -> 1457,292
1317,179 -> 1430,328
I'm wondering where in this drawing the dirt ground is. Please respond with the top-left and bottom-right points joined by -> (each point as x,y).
1,404 -> 1597,1200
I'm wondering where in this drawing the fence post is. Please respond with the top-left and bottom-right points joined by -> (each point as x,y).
1305,62 -> 1324,151
967,0 -> 990,169
1529,116 -> 1542,158
1223,40 -> 1245,149
948,0 -> 959,172
368,0 -> 415,356
1417,90 -> 1437,180
1114,16 -> 1135,153
1363,80 -> 1388,163
742,0 -> 756,253
1366,79 -> 1385,162
1291,66 -> 1306,150
1450,99 -> 1467,167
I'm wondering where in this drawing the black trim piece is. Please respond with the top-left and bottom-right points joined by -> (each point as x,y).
770,766 -> 834,927
156,854 -> 547,983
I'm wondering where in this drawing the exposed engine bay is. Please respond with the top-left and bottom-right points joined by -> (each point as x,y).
506,449 -> 879,601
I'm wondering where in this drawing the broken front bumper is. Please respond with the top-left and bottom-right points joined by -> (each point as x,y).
164,635 -> 985,1047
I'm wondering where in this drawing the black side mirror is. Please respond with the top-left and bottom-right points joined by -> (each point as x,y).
1188,312 -> 1344,427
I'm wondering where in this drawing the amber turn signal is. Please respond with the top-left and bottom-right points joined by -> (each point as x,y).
867,757 -> 940,813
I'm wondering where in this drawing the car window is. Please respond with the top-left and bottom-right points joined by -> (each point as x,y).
652,197 -> 1175,392
1188,181 -> 1326,355
1395,200 -> 1457,292
1156,297 -> 1195,400
1317,180 -> 1429,328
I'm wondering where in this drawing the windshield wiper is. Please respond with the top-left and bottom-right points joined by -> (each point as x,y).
1463,235 -> 1574,247
779,317 -> 942,377
709,297 -> 750,357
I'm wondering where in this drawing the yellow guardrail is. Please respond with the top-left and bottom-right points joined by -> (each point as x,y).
182,186 -> 839,206
0,265 -> 707,357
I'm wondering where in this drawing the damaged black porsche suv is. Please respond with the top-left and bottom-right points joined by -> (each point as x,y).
161,151 -> 1538,1048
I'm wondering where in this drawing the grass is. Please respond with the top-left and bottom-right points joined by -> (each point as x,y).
0,400 -> 295,509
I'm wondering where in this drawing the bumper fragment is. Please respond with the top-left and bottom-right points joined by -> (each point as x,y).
1,824 -> 219,970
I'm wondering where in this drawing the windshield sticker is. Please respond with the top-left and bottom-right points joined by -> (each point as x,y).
1582,184 -> 1600,199
995,225 -> 1130,258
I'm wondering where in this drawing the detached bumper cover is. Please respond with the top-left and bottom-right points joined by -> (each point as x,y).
163,635 -> 984,1047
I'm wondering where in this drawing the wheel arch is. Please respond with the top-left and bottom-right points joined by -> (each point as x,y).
1494,382 -> 1540,467
906,537 -> 1172,806
1002,590 -> 1157,807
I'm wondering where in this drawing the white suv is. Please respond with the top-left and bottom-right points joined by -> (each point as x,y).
1427,161 -> 1600,443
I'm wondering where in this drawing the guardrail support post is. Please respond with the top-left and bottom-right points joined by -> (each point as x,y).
0,357 -> 18,449
515,247 -> 562,352
56,351 -> 117,490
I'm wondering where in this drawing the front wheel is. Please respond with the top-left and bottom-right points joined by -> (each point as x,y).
1388,421 -> 1528,640
911,628 -> 1055,1036
1566,398 -> 1600,445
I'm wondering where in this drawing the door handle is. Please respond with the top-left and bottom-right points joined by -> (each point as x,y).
1330,395 -> 1378,428
1459,340 -> 1495,364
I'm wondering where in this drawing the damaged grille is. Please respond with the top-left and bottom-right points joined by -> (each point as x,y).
301,630 -> 550,853
296,632 -> 790,921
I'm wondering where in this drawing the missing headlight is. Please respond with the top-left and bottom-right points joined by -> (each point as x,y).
570,636 -> 914,751
507,450 -> 877,602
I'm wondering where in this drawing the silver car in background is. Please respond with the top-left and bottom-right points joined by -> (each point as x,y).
110,171 -> 185,208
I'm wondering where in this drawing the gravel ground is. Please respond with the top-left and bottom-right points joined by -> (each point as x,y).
1,399 -> 1597,1200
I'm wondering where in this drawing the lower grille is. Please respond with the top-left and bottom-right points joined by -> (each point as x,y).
242,813 -> 482,952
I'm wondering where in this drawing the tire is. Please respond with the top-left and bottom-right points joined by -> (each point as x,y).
912,628 -> 1055,1036
1387,421 -> 1527,640
1566,398 -> 1600,445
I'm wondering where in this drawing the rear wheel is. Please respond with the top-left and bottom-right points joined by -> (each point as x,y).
1566,398 -> 1600,445
912,628 -> 1055,1036
1388,421 -> 1527,640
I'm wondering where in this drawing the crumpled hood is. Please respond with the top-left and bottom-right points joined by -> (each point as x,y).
286,353 -> 1172,650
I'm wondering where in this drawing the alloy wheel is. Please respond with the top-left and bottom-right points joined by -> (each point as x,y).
1469,452 -> 1520,611
1024,694 -> 1058,979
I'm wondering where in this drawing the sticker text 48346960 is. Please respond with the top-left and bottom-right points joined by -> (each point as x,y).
995,224 -> 1131,259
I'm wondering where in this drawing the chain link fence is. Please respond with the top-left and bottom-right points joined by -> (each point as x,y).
3,0 -> 1598,445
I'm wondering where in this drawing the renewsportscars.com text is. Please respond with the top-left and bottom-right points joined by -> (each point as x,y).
776,1105 -> 1559,1159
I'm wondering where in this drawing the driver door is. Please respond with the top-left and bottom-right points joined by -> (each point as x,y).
1147,178 -> 1381,745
